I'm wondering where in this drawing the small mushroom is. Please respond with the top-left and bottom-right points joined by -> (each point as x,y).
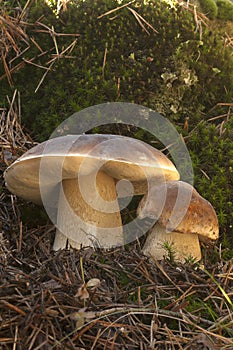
137,181 -> 219,262
4,134 -> 179,250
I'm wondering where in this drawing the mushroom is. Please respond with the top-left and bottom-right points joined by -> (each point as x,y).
4,134 -> 179,250
137,181 -> 219,262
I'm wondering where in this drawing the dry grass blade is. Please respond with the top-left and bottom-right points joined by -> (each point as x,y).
127,6 -> 158,35
177,0 -> 209,26
0,90 -> 35,163
0,4 -> 80,89
34,21 -> 80,37
34,60 -> 56,93
0,8 -> 29,85
102,46 -> 108,78
34,37 -> 77,92
224,32 -> 233,49
2,54 -> 13,86
97,1 -> 158,35
97,1 -> 135,19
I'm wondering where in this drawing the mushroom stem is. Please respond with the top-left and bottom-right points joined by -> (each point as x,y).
53,229 -> 68,250
143,223 -> 202,262
53,170 -> 124,250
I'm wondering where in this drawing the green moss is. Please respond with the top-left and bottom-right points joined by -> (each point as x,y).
1,0 -> 232,141
199,0 -> 218,19
216,0 -> 233,21
162,241 -> 176,263
119,272 -> 131,286
185,297 -> 218,322
187,118 -> 233,246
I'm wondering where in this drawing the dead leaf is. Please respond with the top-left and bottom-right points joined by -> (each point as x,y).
70,308 -> 96,329
75,283 -> 89,300
86,278 -> 101,289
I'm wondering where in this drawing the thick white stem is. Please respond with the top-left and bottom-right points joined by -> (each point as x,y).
53,229 -> 68,250
53,170 -> 123,250
143,223 -> 202,262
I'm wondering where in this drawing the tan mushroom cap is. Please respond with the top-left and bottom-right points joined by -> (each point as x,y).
4,134 -> 179,205
137,180 -> 219,242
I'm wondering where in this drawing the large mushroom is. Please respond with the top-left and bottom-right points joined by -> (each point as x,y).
137,181 -> 219,262
4,134 -> 179,250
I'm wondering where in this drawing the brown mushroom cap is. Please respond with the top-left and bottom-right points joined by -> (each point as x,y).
137,180 -> 219,242
4,134 -> 180,205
